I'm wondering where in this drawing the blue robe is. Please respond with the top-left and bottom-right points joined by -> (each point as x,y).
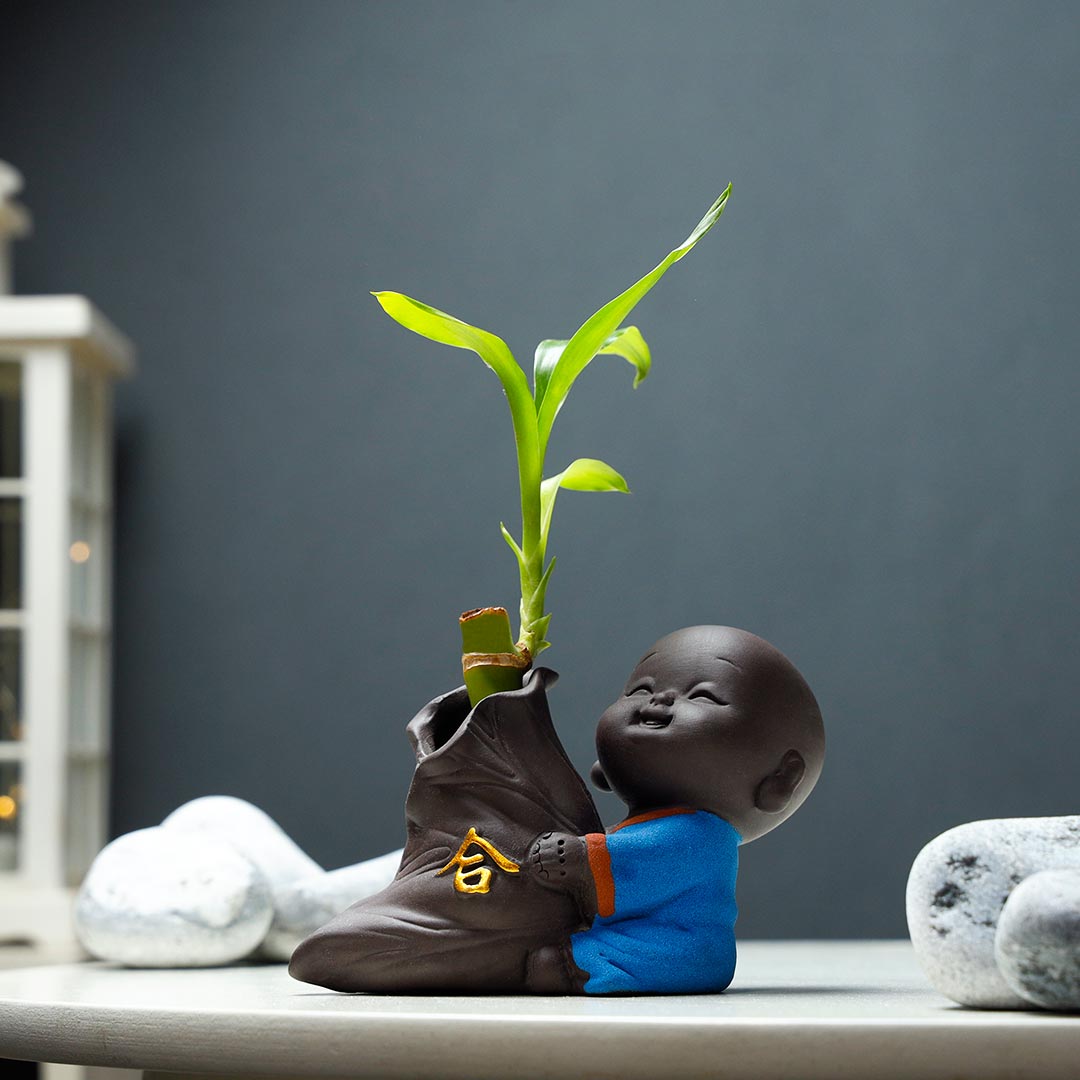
570,808 -> 740,994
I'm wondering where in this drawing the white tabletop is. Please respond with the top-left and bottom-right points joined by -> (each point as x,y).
0,941 -> 1076,1080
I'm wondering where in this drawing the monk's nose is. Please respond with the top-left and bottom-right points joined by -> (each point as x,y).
651,689 -> 676,706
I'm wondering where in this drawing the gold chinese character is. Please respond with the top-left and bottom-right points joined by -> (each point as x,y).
436,827 -> 520,895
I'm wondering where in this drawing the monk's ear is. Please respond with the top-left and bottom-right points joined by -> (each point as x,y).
754,749 -> 805,814
590,761 -> 612,792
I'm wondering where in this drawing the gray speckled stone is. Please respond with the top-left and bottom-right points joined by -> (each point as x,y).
995,868 -> 1080,1011
261,848 -> 403,959
75,828 -> 273,966
906,815 -> 1080,1008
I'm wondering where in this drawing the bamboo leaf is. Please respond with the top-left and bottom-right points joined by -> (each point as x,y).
531,611 -> 553,641
522,564 -> 556,657
540,458 -> 629,547
522,561 -> 557,626
535,556 -> 557,598
373,291 -> 532,406
373,290 -> 542,578
533,326 -> 651,414
534,185 -> 731,453
499,522 -> 527,577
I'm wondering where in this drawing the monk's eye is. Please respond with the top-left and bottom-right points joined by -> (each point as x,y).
689,688 -> 728,706
626,685 -> 651,696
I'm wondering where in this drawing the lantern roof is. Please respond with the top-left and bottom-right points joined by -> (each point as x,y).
0,161 -> 31,241
0,295 -> 135,379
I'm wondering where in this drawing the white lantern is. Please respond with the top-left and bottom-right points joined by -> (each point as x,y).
0,164 -> 134,945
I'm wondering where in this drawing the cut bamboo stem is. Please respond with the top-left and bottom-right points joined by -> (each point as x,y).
460,606 -> 531,707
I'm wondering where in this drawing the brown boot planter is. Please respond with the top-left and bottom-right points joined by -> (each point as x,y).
289,667 -> 602,993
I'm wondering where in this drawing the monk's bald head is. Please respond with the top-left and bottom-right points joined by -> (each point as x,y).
592,626 -> 824,842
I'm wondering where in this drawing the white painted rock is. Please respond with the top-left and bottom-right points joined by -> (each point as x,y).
261,848 -> 403,959
995,868 -> 1080,1011
906,816 -> 1080,1008
75,828 -> 273,967
163,796 -> 397,958
163,796 -> 323,889
78,796 -> 403,966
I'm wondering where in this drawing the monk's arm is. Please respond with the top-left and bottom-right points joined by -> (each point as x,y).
526,831 -> 598,994
531,831 -> 598,922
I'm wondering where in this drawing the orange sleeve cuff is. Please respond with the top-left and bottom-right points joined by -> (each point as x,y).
585,833 -> 615,917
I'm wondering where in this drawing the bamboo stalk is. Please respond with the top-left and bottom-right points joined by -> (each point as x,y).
460,607 -> 531,707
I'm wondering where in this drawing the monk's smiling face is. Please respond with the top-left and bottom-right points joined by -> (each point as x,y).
592,626 -> 824,843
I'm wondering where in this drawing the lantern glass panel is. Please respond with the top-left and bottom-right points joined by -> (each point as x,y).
0,360 -> 20,479
69,632 -> 102,752
71,371 -> 94,498
65,758 -> 102,885
0,498 -> 20,609
0,760 -> 20,872
69,506 -> 102,622
0,629 -> 20,741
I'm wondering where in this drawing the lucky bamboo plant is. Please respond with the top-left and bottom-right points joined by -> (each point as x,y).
375,185 -> 731,705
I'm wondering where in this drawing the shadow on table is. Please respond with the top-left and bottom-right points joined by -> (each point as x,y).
724,986 -> 896,996
290,985 -> 897,999
0,1059 -> 35,1079
939,1002 -> 1080,1018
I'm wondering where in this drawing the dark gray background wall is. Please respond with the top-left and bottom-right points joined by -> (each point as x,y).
1,0 -> 1077,938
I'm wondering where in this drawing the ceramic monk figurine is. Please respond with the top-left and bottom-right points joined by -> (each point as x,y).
289,626 -> 825,995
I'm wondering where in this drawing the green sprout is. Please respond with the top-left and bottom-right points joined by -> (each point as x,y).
375,184 -> 731,705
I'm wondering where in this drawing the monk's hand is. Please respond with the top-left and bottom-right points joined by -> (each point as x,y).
531,831 -> 588,894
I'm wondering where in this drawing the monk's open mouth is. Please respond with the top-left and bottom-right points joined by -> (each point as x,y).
636,714 -> 673,728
